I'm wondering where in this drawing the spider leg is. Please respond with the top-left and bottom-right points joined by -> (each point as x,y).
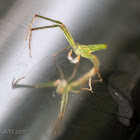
12,77 -> 57,89
53,46 -> 71,58
91,72 -> 103,83
28,24 -> 60,57
25,15 -> 63,40
82,54 -> 103,82
53,55 -> 64,80
82,77 -> 93,91
52,93 -> 68,136
26,15 -> 77,57
68,58 -> 80,82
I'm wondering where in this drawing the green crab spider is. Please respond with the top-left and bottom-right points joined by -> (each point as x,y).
25,15 -> 107,82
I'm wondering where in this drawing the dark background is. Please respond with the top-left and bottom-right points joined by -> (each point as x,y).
0,0 -> 139,140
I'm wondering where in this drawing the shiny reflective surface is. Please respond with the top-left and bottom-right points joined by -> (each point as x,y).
0,0 -> 139,140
